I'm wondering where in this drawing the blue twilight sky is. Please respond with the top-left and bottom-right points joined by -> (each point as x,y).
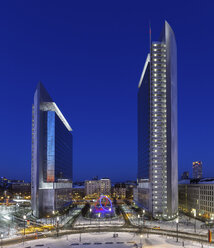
0,0 -> 213,182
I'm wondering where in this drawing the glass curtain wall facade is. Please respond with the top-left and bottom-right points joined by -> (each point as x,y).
138,54 -> 151,180
31,82 -> 73,218
136,21 -> 178,220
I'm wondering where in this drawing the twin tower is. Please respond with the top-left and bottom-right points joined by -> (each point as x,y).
31,82 -> 73,218
31,21 -> 178,220
135,21 -> 178,220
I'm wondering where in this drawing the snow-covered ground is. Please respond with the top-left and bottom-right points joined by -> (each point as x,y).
6,232 -> 213,248
0,205 -> 19,238
74,214 -> 124,228
39,205 -> 84,226
122,205 -> 211,235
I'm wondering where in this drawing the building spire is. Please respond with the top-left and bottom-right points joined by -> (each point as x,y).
149,21 -> 152,49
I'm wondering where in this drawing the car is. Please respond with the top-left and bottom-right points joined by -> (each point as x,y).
152,226 -> 160,230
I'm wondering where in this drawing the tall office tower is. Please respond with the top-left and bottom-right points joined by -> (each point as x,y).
136,21 -> 178,220
31,82 -> 73,218
193,161 -> 202,179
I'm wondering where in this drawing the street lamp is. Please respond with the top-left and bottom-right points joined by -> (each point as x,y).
140,234 -> 142,247
1,233 -> 3,248
90,208 -> 92,225
138,214 -> 140,226
98,213 -> 101,230
143,210 -> 145,227
56,216 -> 59,237
176,217 -> 179,242
109,208 -> 112,224
15,203 -> 19,214
52,210 -> 55,225
194,212 -> 196,233
211,216 -> 214,230
79,232 -> 81,242
23,215 -> 26,236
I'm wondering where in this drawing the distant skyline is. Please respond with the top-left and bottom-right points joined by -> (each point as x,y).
0,1 -> 214,182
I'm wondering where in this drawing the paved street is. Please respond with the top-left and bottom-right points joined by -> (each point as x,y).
7,232 -> 210,248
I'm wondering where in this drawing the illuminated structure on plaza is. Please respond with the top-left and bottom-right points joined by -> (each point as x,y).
135,21 -> 178,220
31,82 -> 73,218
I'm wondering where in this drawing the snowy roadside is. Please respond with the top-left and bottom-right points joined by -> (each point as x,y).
6,232 -> 213,248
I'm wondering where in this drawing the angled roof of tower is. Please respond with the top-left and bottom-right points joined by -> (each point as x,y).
159,20 -> 176,44
35,81 -> 72,131
36,81 -> 53,103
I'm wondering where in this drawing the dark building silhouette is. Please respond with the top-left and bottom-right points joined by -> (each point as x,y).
181,171 -> 189,180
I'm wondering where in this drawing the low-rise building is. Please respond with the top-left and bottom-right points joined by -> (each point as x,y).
85,178 -> 111,196
72,185 -> 85,200
11,182 -> 31,195
179,178 -> 214,220
125,181 -> 136,199
113,183 -> 126,199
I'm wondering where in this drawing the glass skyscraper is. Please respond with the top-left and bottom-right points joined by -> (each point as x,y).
31,82 -> 73,218
136,21 -> 178,220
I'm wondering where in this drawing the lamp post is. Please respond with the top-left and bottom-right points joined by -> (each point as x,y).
1,233 -> 3,248
56,216 -> 59,237
143,210 -> 145,227
194,212 -> 196,233
98,213 -> 101,230
17,203 -> 19,211
23,215 -> 26,246
140,234 -> 142,247
52,210 -> 55,225
46,215 -> 49,224
90,208 -> 92,225
23,215 -> 26,236
138,214 -> 140,226
176,217 -> 179,242
109,208 -> 112,224
211,216 -> 214,230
